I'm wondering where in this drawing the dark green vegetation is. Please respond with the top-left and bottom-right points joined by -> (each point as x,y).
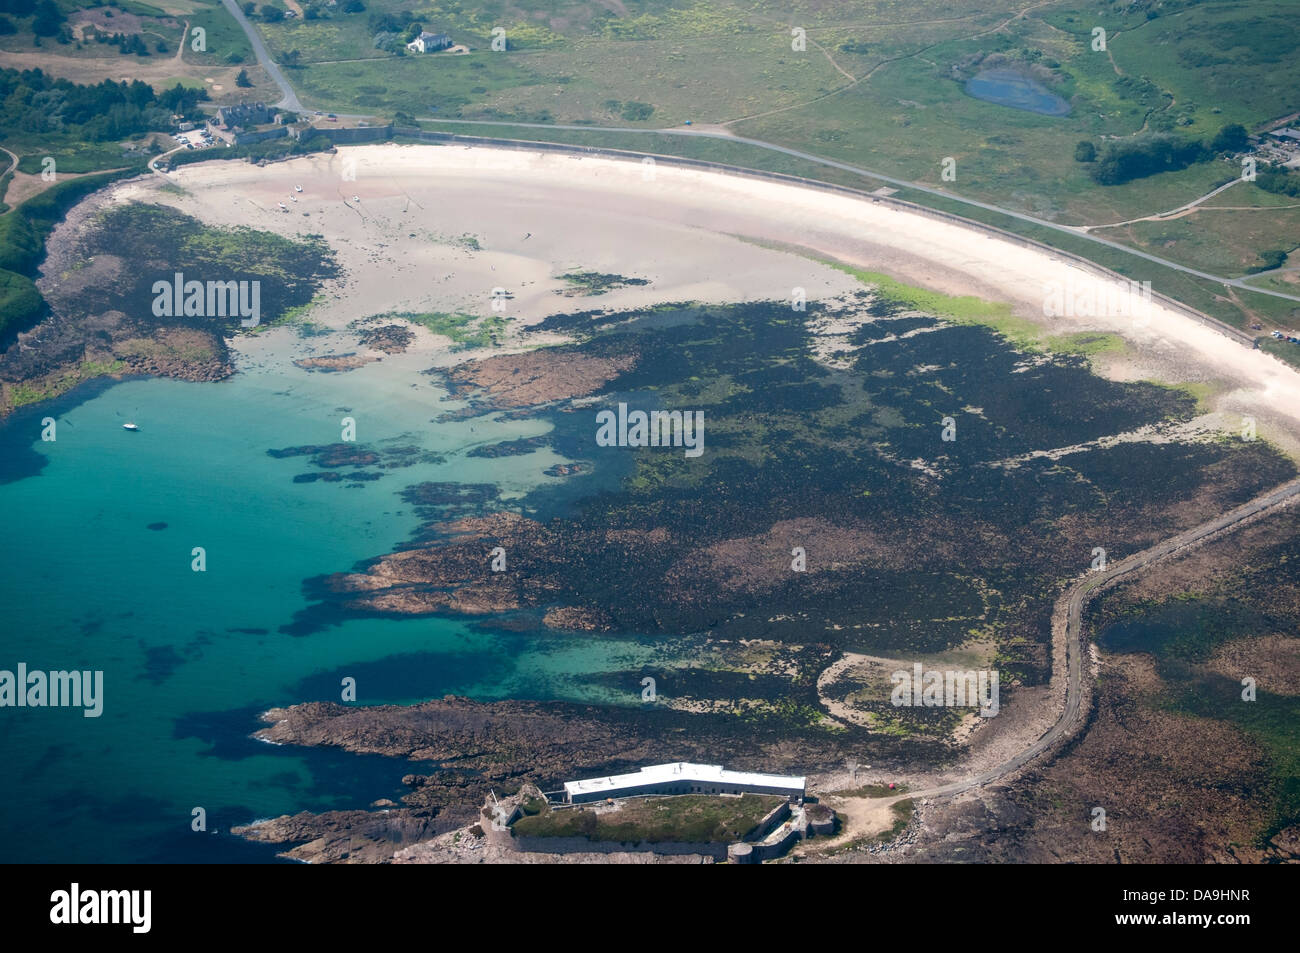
0,201 -> 337,411
0,67 -> 206,146
558,270 -> 649,295
373,310 -> 506,349
499,294 -> 1290,662
1088,134 -> 1211,186
0,0 -> 65,39
0,67 -> 223,344
0,265 -> 41,338
75,202 -> 335,324
1256,164 -> 1300,199
1089,511 -> 1300,845
0,166 -> 141,342
511,794 -> 781,844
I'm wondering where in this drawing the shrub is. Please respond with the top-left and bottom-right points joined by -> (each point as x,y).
1091,134 -> 1209,185
1211,123 -> 1249,154
0,268 -> 44,342
31,0 -> 63,36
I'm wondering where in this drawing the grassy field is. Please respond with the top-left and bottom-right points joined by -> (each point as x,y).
511,793 -> 782,843
181,0 -> 257,67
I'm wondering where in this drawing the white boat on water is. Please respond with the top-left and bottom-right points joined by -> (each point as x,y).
295,185 -> 303,192
123,422 -> 140,431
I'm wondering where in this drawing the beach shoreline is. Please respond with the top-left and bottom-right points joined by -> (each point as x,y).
102,142 -> 1300,453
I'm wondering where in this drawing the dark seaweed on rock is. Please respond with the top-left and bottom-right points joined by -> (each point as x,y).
308,299 -> 1298,694
72,204 -> 337,333
467,435 -> 550,458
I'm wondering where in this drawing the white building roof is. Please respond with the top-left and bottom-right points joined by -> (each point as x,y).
563,762 -> 805,798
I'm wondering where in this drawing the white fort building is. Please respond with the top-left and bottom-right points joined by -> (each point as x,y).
562,762 -> 805,804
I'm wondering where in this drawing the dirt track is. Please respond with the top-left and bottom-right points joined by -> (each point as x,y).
813,477 -> 1300,847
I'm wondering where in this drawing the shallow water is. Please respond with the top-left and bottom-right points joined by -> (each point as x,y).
965,69 -> 1071,116
0,346 -> 657,862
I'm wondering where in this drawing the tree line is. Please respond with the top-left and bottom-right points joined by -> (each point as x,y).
0,67 -> 208,142
1074,124 -> 1250,186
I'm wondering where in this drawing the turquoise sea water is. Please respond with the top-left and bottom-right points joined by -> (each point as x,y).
0,349 -> 657,862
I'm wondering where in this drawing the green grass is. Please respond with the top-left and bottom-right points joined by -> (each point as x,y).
283,52 -> 549,115
1259,337 -> 1300,371
877,798 -> 914,842
15,145 -> 130,176
1118,206 -> 1300,279
1043,331 -> 1127,357
9,358 -> 126,408
512,793 -> 781,844
184,0 -> 255,66
381,310 -> 506,349
827,259 -> 1066,352
519,795 -> 546,816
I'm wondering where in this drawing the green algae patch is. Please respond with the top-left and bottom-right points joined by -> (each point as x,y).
1044,331 -> 1128,356
381,311 -> 507,350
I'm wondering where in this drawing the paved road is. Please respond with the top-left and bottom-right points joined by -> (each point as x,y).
906,477 -> 1300,802
220,0 -> 302,112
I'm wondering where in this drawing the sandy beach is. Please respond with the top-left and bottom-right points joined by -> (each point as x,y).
108,142 -> 1300,453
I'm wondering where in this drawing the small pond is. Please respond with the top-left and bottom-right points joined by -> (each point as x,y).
965,68 -> 1071,116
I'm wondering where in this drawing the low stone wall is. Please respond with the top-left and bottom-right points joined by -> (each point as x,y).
750,825 -> 801,861
301,124 -> 395,145
750,801 -> 792,841
507,834 -> 728,860
232,126 -> 288,147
